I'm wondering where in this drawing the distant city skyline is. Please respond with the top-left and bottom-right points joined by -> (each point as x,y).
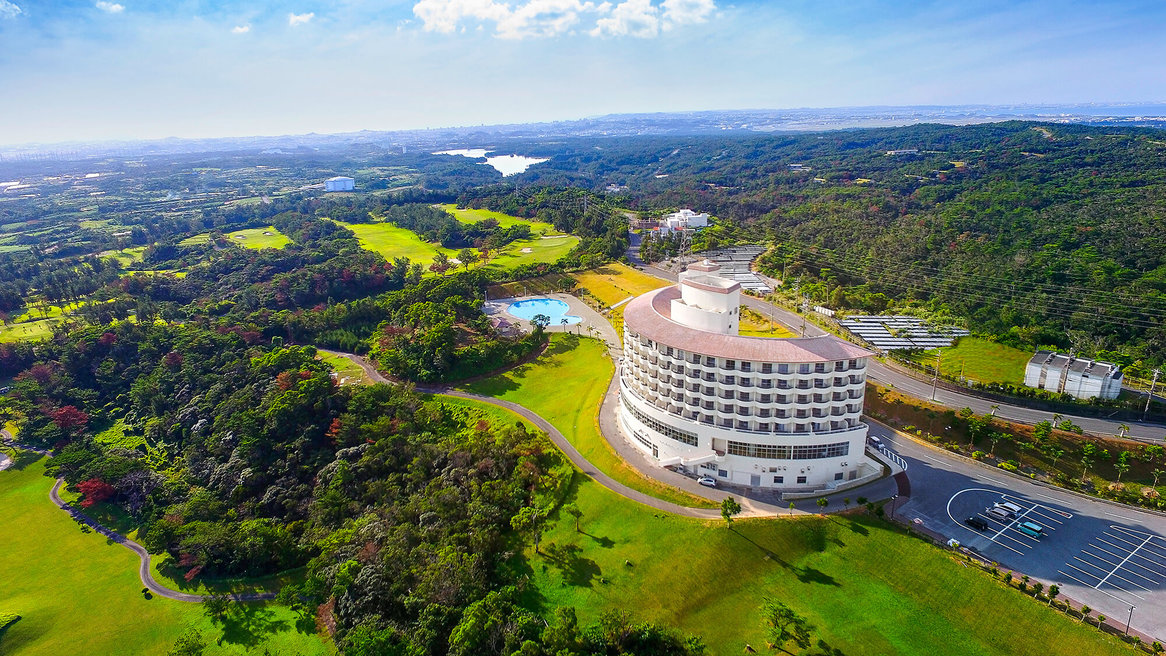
1,0 -> 1165,145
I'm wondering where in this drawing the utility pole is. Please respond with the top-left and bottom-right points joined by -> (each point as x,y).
1144,369 -> 1160,420
800,296 -> 809,337
930,350 -> 942,401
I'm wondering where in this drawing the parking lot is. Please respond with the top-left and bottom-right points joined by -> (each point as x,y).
1058,526 -> 1166,606
947,488 -> 1074,555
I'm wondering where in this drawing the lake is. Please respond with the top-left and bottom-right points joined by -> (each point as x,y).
433,149 -> 549,176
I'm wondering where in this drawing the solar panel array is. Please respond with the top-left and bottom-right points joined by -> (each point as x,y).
692,245 -> 773,294
838,315 -> 970,351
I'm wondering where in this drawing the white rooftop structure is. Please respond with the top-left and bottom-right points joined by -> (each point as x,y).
839,316 -> 969,351
1024,351 -> 1122,400
662,209 -> 709,232
325,176 -> 355,192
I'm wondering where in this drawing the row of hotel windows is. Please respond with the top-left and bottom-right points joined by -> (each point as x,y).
625,381 -> 860,434
726,440 -> 850,460
626,402 -> 699,446
633,364 -> 865,390
632,379 -> 861,406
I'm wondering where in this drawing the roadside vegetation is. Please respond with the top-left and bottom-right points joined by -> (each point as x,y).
868,383 -> 1166,510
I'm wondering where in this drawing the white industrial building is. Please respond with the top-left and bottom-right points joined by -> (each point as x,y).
1024,351 -> 1123,400
662,209 -> 709,232
619,260 -> 881,490
325,176 -> 355,192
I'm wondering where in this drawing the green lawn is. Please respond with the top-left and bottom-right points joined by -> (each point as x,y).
178,233 -> 212,246
100,246 -> 148,267
0,455 -> 333,656
524,477 -> 1130,656
225,226 -> 290,250
335,220 -> 457,264
909,336 -> 1031,384
462,334 -> 715,509
438,203 -> 562,234
316,351 -> 372,386
484,235 -> 580,271
0,318 -> 56,343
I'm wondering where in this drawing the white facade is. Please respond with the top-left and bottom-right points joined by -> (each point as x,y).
662,209 -> 710,232
619,261 -> 879,490
325,176 -> 355,192
1024,351 -> 1123,400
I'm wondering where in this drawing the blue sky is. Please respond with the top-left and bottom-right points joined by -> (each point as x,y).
0,0 -> 1164,144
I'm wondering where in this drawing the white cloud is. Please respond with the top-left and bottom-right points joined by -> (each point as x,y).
661,0 -> 714,29
95,1 -> 125,14
413,0 -> 713,39
0,0 -> 21,19
288,11 -> 314,26
231,24 -> 251,34
591,0 -> 658,38
413,0 -> 509,34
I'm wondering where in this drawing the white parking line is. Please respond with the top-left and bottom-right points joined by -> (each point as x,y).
1104,511 -> 1138,521
1097,533 -> 1155,589
1058,569 -> 1143,604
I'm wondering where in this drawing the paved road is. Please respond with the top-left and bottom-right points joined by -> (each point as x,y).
1,429 -> 274,603
878,421 -> 1166,641
641,263 -> 1166,441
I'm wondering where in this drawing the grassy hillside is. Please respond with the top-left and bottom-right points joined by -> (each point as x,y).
0,454 -> 333,656
524,476 -> 1132,656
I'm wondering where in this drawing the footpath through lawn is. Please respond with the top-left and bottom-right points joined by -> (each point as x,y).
523,475 -> 1133,656
0,453 -> 333,656
462,333 -> 716,508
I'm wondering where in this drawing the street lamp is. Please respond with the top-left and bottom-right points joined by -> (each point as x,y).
889,494 -> 899,520
1126,605 -> 1136,636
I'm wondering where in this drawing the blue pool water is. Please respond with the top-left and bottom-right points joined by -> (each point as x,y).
507,298 -> 582,326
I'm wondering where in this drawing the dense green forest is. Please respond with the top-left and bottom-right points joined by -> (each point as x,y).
514,123 -> 1166,368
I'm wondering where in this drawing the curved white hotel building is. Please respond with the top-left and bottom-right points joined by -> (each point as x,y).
619,261 -> 880,490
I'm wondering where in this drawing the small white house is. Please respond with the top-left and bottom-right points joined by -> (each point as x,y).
325,176 -> 355,192
662,209 -> 709,232
1024,351 -> 1123,400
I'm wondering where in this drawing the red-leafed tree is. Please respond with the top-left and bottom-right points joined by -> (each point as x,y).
97,332 -> 117,347
76,478 -> 115,508
163,351 -> 184,368
51,405 -> 89,433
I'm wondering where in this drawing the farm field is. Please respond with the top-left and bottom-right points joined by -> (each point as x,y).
438,203 -> 562,234
463,334 -> 714,508
908,336 -> 1031,384
0,454 -> 333,656
524,476 -> 1131,656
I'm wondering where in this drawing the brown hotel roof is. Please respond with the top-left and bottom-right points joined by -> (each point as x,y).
624,286 -> 876,363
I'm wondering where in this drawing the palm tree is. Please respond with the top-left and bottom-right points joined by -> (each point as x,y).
1118,423 -> 1131,439
990,404 -> 999,417
1153,468 -> 1164,487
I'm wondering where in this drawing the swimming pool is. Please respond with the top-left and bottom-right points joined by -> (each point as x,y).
507,298 -> 582,326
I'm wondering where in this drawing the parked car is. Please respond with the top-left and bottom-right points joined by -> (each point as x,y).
994,501 -> 1023,516
964,516 -> 990,531
986,506 -> 1012,521
868,436 -> 884,450
1017,521 -> 1045,538
696,476 -> 717,487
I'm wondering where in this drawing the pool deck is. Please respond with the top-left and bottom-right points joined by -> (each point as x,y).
484,293 -> 621,357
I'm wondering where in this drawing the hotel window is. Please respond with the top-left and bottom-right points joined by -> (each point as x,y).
815,363 -> 826,373
725,359 -> 736,370
761,363 -> 773,374
760,394 -> 771,403
799,364 -> 811,374
778,364 -> 790,374
774,476 -> 784,484
705,356 -> 716,366
797,476 -> 807,484
834,472 -> 844,481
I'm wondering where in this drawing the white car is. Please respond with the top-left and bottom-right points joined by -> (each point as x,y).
696,476 -> 717,487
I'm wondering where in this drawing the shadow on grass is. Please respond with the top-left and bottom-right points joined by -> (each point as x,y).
155,560 -> 305,596
215,603 -> 290,648
4,449 -> 44,471
541,542 -> 602,587
730,529 -> 841,588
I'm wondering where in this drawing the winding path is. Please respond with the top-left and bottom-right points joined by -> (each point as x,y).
1,428 -> 274,603
320,349 -> 725,519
